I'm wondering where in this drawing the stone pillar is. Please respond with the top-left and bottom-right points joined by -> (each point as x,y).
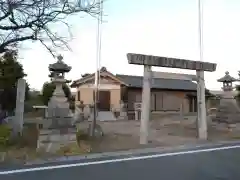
14,78 -> 26,136
140,65 -> 152,144
196,70 -> 207,140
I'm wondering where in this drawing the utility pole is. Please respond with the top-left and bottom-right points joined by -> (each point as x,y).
90,0 -> 103,136
197,0 -> 207,140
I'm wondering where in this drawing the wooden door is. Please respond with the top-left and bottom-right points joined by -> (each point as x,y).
98,91 -> 111,111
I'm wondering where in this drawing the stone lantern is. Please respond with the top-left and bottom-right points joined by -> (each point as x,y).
212,71 -> 240,125
47,55 -> 73,128
49,55 -> 71,78
217,71 -> 237,91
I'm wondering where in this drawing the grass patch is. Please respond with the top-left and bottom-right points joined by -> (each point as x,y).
56,142 -> 91,156
0,146 -> 44,162
229,134 -> 240,139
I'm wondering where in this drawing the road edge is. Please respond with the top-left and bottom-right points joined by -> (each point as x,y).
25,139 -> 240,166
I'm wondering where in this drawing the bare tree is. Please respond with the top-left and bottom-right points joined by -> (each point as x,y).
0,0 -> 101,56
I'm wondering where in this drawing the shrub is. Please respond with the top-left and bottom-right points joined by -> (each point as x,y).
0,125 -> 11,146
76,130 -> 89,140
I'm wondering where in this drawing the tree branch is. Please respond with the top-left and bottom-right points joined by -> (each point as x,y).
0,0 -> 102,54
0,34 -> 35,53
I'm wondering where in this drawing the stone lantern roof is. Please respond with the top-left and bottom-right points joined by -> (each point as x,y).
217,71 -> 237,82
48,55 -> 71,73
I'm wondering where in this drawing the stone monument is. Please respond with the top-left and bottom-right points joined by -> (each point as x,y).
47,55 -> 73,128
212,71 -> 240,124
13,78 -> 26,135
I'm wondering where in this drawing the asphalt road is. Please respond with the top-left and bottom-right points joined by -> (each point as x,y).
1,145 -> 240,180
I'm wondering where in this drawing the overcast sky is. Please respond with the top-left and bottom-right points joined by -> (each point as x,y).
18,0 -> 240,90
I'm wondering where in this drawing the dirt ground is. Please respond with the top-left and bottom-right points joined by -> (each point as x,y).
83,115 -> 240,152
1,115 -> 240,164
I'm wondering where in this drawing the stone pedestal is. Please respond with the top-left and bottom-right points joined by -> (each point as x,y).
38,128 -> 77,153
212,91 -> 240,124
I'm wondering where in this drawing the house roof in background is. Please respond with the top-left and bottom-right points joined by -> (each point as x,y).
71,67 -> 127,87
71,67 -> 202,91
116,74 -> 198,91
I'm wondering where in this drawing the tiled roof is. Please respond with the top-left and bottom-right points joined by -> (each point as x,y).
116,74 -> 198,91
